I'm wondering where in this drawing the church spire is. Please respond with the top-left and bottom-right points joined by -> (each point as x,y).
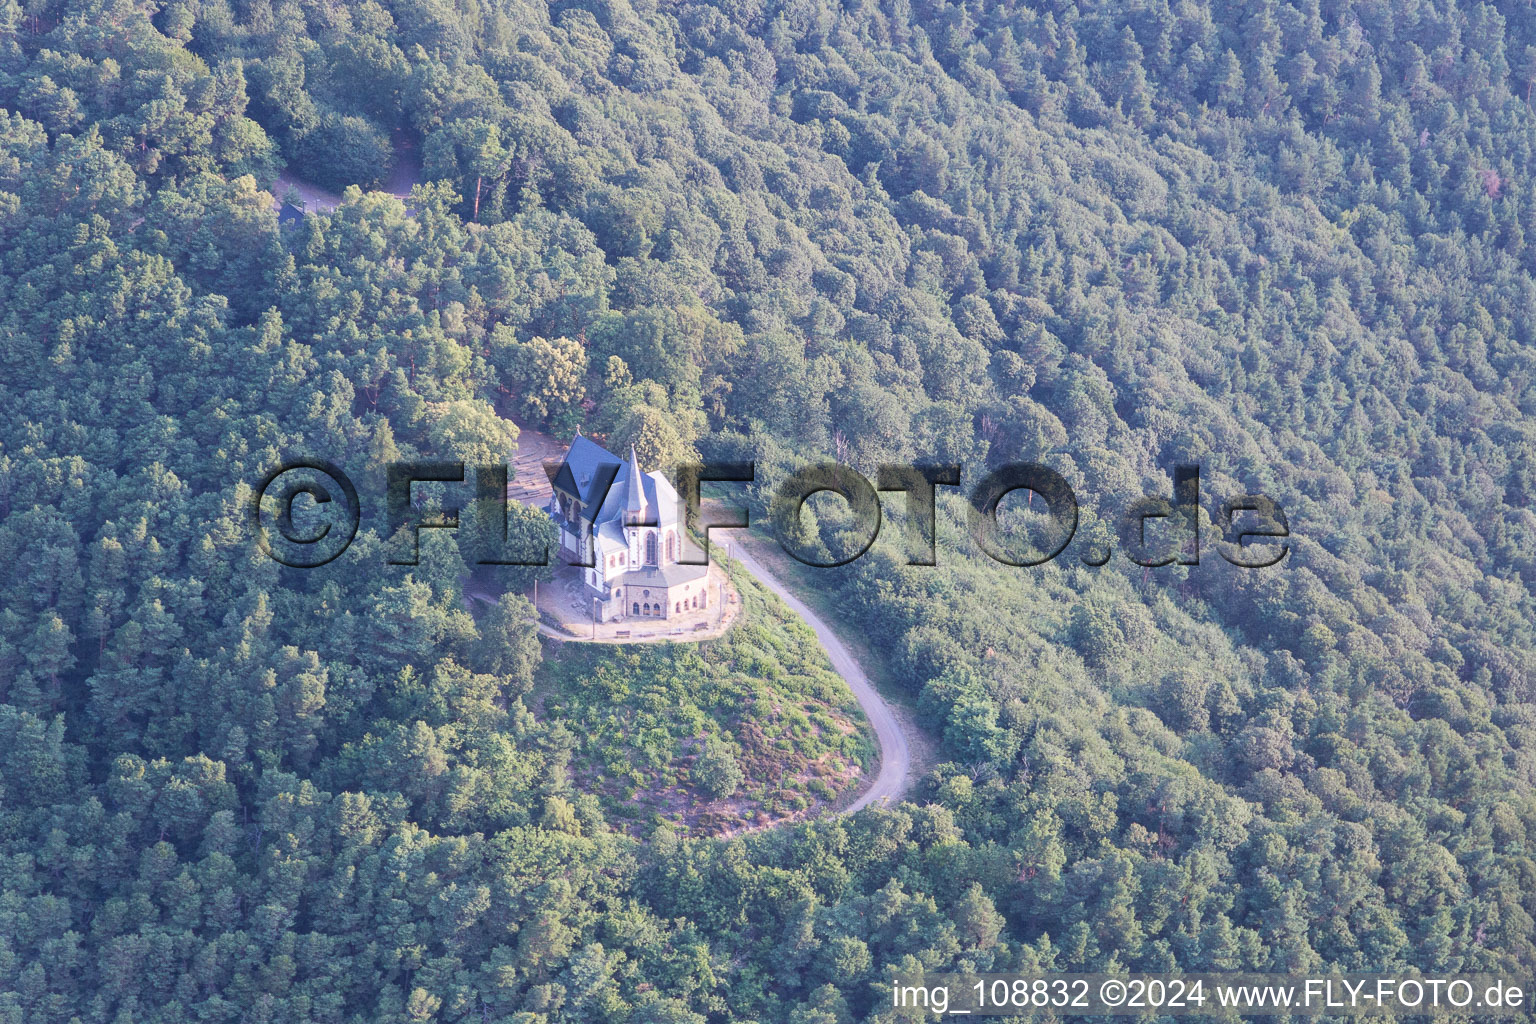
625,445 -> 646,517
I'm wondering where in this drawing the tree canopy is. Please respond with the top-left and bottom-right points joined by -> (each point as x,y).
3,0 -> 1536,1019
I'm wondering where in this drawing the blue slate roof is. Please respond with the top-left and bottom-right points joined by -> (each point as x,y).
551,434 -> 624,509
616,563 -> 708,588
552,433 -> 681,527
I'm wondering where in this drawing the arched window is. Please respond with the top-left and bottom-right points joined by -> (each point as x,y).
642,603 -> 650,615
632,602 -> 639,615
665,533 -> 675,562
646,532 -> 658,564
674,602 -> 680,613
693,595 -> 699,608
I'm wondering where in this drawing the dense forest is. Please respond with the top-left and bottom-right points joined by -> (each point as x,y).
4,0 -> 1536,1020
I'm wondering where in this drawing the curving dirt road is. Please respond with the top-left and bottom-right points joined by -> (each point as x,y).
726,541 -> 911,813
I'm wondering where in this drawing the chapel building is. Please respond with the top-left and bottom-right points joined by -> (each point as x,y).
547,432 -> 709,623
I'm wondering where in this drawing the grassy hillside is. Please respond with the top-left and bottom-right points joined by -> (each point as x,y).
535,564 -> 875,836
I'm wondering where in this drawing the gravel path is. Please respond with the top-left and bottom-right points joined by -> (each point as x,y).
726,541 -> 911,813
271,171 -> 344,214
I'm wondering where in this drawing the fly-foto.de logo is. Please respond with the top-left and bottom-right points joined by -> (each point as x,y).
251,460 -> 1289,570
